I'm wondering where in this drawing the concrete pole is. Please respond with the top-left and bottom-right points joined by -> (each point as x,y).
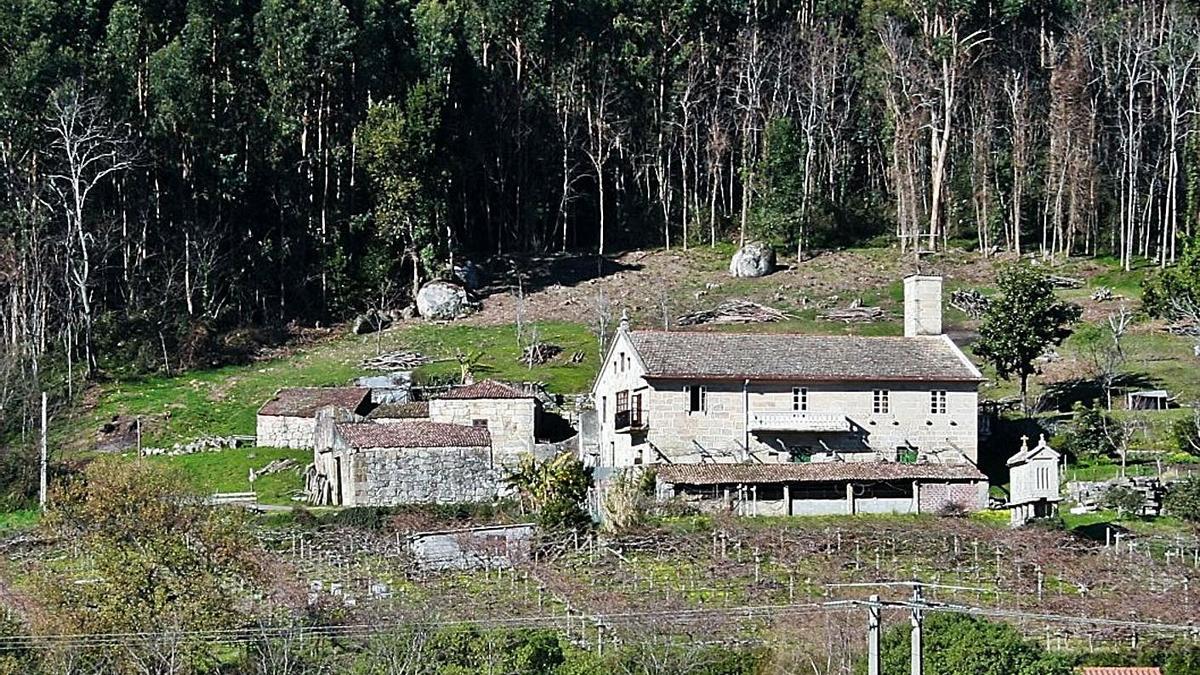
867,594 -> 882,675
39,392 -> 48,511
911,585 -> 924,675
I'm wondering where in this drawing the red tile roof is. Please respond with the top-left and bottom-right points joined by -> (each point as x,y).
1079,669 -> 1162,675
258,387 -> 370,417
630,331 -> 982,382
335,421 -> 491,448
438,379 -> 532,400
656,461 -> 985,486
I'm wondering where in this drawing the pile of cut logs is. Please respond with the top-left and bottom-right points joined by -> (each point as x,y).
676,300 -> 791,326
360,351 -> 430,370
818,299 -> 885,323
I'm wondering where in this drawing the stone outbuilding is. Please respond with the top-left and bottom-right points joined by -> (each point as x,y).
657,461 -> 987,516
310,418 -> 499,506
257,387 -> 371,448
1007,434 -> 1062,526
427,380 -> 540,466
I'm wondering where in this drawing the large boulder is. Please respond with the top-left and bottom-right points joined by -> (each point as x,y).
452,260 -> 483,290
416,281 -> 470,320
729,241 -> 776,278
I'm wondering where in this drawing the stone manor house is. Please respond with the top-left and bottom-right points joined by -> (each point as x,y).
587,275 -> 991,516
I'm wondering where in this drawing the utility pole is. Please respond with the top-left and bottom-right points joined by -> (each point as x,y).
39,391 -> 48,511
910,584 -> 924,675
867,594 -> 882,675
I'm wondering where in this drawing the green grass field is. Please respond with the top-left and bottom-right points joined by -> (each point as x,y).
144,447 -> 311,505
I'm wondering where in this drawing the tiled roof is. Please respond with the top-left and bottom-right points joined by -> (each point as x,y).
656,461 -> 985,486
1079,669 -> 1162,675
258,387 -> 370,417
368,401 -> 430,419
629,331 -> 982,382
335,420 -> 491,448
438,379 -> 532,399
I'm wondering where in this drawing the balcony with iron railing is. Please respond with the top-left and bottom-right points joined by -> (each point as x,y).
614,408 -> 646,433
747,411 -> 851,432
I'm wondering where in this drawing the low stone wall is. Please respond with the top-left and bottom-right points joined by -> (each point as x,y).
257,414 -> 316,449
349,445 -> 499,506
918,481 -> 986,513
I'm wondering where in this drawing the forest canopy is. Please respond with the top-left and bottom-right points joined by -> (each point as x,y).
2,0 -> 1200,427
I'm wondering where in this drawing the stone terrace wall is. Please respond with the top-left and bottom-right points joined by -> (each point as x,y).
257,415 -> 316,449
348,445 -> 499,506
918,481 -> 987,513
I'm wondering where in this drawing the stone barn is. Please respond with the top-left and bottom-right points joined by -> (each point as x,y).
426,380 -> 540,465
257,387 -> 371,448
310,419 -> 499,506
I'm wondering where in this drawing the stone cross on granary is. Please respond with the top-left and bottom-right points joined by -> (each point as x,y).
1006,433 -> 1061,527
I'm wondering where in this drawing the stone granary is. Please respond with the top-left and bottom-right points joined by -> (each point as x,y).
257,387 -> 371,448
304,379 -> 545,506
1007,434 -> 1062,526
590,274 -> 991,516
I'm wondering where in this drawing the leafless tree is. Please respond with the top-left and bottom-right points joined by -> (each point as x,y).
42,82 -> 136,378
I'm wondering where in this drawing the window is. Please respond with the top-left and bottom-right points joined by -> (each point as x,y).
872,389 -> 890,414
792,387 -> 808,412
688,385 -> 707,413
601,396 -> 607,418
616,390 -> 630,413
632,392 -> 644,426
619,352 -> 625,372
930,390 -> 947,414
472,419 -> 488,428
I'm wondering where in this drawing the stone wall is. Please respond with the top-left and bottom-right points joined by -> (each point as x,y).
257,415 -> 316,449
343,445 -> 499,506
428,398 -> 535,465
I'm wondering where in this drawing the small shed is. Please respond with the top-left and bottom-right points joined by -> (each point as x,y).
406,523 -> 536,571
1007,434 -> 1062,526
1126,389 -> 1171,410
257,387 -> 371,448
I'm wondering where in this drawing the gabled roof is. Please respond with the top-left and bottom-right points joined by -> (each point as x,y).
258,387 -> 371,417
628,331 -> 982,382
656,461 -> 985,486
438,379 -> 532,400
335,420 -> 491,449
1007,435 -> 1061,467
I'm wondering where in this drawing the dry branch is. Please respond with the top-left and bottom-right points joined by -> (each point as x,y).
676,300 -> 791,326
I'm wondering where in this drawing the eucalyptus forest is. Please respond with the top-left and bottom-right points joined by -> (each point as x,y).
3,0 -> 1200,428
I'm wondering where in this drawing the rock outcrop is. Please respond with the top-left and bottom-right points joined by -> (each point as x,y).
728,241 -> 776,278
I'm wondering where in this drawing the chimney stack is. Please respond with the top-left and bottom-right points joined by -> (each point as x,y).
903,275 -> 942,337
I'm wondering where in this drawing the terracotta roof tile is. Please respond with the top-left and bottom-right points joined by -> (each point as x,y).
335,421 -> 491,448
630,331 -> 982,382
258,387 -> 370,417
656,461 -> 985,486
368,401 -> 430,419
438,379 -> 532,399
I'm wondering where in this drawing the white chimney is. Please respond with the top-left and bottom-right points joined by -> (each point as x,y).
903,275 -> 943,337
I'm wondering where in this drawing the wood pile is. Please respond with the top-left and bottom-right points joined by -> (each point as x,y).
521,342 -> 563,366
360,351 -> 430,371
1048,274 -> 1084,289
950,289 -> 990,318
817,299 -> 885,323
676,300 -> 791,326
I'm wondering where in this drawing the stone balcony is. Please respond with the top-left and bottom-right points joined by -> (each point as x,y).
747,411 -> 851,432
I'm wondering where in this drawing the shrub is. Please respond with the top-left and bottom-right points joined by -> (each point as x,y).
1103,486 -> 1145,517
1165,478 -> 1200,524
1061,403 -> 1120,461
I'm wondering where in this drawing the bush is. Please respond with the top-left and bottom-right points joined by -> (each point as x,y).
1165,478 -> 1200,524
871,613 -> 1072,675
1104,486 -> 1145,517
1061,403 -> 1121,461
